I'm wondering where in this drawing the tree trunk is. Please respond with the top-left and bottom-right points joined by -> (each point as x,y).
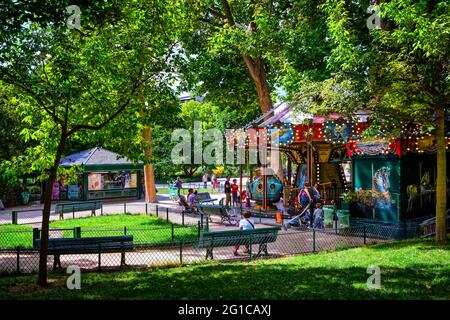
142,126 -> 157,203
38,135 -> 66,286
242,55 -> 272,114
435,104 -> 447,243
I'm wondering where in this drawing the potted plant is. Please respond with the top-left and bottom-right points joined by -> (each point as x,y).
340,191 -> 356,210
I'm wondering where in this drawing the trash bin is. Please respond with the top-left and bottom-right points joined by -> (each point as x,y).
21,192 -> 30,205
336,209 -> 350,228
323,207 -> 335,228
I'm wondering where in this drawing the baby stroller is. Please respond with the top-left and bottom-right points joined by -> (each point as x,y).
282,202 -> 312,230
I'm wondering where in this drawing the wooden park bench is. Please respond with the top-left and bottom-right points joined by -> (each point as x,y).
195,204 -> 237,225
54,201 -> 102,219
196,227 -> 281,260
34,235 -> 134,270
196,192 -> 216,203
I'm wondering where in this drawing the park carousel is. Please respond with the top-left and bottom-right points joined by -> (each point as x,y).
226,102 -> 449,223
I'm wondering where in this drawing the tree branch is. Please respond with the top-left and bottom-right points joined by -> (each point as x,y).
221,0 -> 235,26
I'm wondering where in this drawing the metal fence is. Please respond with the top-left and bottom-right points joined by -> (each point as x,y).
0,199 -> 433,275
0,202 -> 210,226
0,223 -> 403,275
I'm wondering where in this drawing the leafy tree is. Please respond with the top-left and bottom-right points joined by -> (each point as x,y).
0,0 -> 187,285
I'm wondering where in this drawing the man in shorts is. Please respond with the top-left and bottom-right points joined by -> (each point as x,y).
224,176 -> 232,207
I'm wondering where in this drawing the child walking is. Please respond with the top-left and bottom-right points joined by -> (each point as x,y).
313,202 -> 324,229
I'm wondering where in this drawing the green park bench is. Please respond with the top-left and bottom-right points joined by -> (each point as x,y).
195,203 -> 236,225
196,227 -> 281,260
34,235 -> 134,270
196,192 -> 216,203
54,201 -> 103,219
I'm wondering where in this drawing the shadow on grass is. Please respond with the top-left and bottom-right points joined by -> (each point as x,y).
0,261 -> 449,300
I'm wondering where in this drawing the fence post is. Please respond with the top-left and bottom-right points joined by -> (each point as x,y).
182,210 -> 185,226
32,228 -> 40,248
180,241 -> 183,265
124,203 -> 127,214
101,205 -> 103,216
363,225 -> 367,245
156,205 -> 159,217
313,228 -> 316,253
249,233 -> 253,260
16,246 -> 20,273
403,220 -> 407,240
145,203 -> 148,215
171,224 -> 174,241
72,206 -> 75,219
12,211 -> 17,225
197,221 -> 201,239
124,226 -> 127,236
200,213 -> 204,229
166,208 -> 169,222
98,243 -> 101,271
206,216 -> 209,231
75,227 -> 81,238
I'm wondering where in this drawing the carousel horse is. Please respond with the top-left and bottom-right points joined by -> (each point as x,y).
420,171 -> 433,203
406,184 -> 419,213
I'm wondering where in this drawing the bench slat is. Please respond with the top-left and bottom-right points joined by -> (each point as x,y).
197,227 -> 280,248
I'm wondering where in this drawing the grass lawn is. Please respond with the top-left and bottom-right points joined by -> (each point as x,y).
0,237 -> 449,299
0,214 -> 198,248
0,224 -> 35,249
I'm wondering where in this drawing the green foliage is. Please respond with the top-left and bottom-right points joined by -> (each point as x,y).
0,0 -> 189,182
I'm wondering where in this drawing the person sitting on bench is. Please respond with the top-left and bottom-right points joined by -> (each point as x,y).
180,189 -> 196,212
187,189 -> 199,211
233,211 -> 255,256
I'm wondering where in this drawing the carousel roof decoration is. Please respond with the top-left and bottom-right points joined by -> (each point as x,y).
237,101 -> 450,157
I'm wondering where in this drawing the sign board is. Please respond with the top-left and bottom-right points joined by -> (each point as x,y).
68,185 -> 80,200
52,183 -> 60,200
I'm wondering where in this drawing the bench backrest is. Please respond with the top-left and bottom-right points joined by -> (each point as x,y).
198,227 -> 280,247
197,192 -> 212,200
55,201 -> 102,213
196,204 -> 227,217
34,235 -> 133,250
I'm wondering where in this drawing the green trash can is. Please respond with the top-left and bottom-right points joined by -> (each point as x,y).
21,192 -> 30,205
336,209 -> 350,228
323,208 -> 335,228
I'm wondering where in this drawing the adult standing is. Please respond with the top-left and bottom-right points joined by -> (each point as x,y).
231,179 -> 240,207
224,176 -> 232,207
202,173 -> 208,189
311,183 -> 322,204
297,182 -> 313,224
175,177 -> 183,197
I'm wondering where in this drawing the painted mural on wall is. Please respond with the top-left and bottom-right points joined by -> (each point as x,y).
353,159 -> 400,221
